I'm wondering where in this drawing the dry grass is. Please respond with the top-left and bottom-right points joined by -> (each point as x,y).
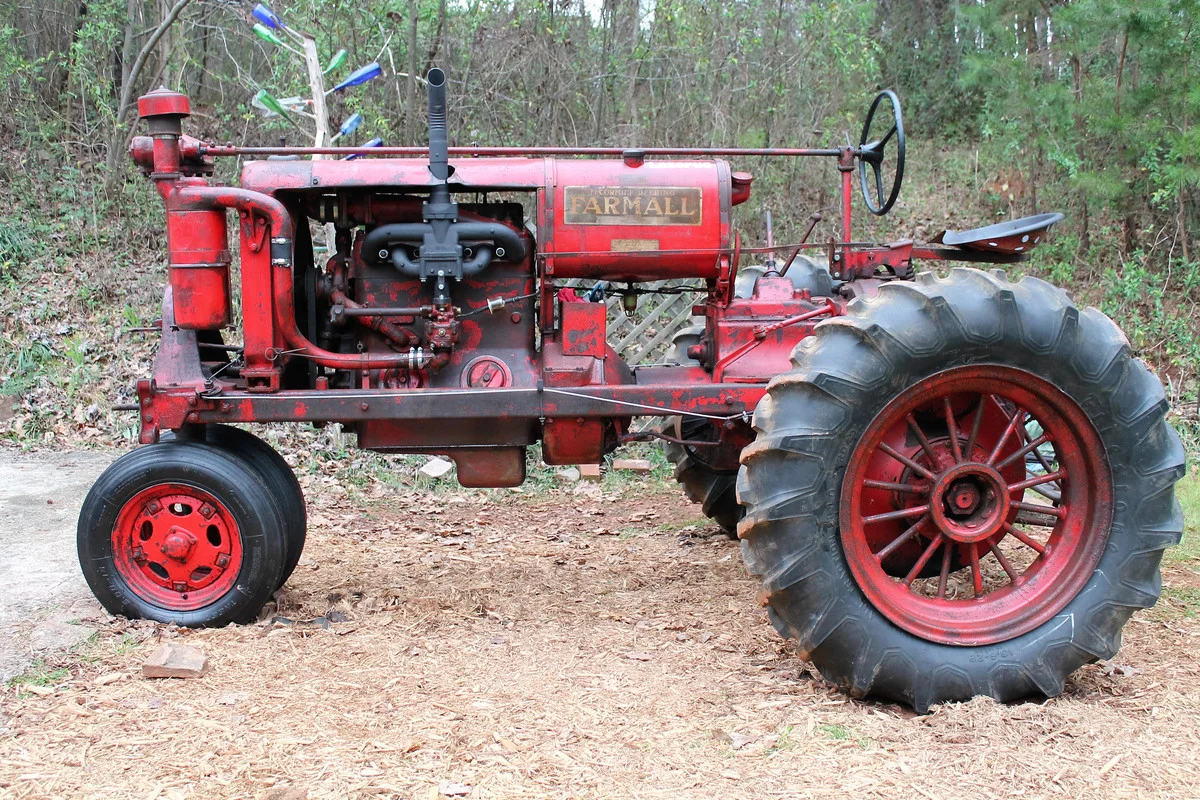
2,477 -> 1199,800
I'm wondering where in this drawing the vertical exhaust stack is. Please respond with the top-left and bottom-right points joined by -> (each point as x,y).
420,67 -> 457,306
426,67 -> 450,182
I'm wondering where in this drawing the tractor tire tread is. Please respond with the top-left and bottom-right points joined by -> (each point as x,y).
737,267 -> 1183,711
661,419 -> 742,538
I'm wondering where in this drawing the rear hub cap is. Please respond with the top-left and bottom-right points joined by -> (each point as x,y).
840,366 -> 1113,645
112,485 -> 243,611
929,463 -> 1007,544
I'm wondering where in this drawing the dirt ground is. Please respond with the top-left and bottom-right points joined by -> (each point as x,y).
0,460 -> 1198,800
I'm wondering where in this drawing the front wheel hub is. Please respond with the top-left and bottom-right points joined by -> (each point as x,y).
160,528 -> 197,560
111,485 -> 243,611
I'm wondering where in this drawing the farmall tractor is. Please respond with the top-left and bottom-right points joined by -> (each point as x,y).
79,69 -> 1184,711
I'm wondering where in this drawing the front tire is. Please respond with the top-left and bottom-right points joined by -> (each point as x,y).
78,442 -> 288,627
738,268 -> 1184,711
162,425 -> 308,590
203,426 -> 307,590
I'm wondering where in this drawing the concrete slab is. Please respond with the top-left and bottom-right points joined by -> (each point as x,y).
0,450 -> 113,680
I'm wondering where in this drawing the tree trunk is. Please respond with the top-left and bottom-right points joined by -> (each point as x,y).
102,0 -> 194,195
621,0 -> 639,138
423,0 -> 448,75
156,0 -> 177,89
593,0 -> 614,142
59,2 -> 90,122
195,4 -> 211,102
406,0 -> 418,143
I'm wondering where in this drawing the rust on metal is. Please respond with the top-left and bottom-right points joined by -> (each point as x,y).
124,76 -> 1063,489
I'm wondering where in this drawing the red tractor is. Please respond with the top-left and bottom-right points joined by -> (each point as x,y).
79,70 -> 1184,711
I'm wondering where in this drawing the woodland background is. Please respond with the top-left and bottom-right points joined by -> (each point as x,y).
0,0 -> 1197,448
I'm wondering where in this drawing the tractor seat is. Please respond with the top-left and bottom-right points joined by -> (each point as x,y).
935,213 -> 1064,255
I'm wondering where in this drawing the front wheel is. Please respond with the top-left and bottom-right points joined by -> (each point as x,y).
202,426 -> 307,590
78,442 -> 288,627
738,268 -> 1184,711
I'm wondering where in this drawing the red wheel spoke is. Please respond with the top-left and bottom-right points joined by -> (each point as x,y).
160,558 -> 192,584
189,541 -> 229,573
876,515 -> 930,560
1028,484 -> 1062,504
878,442 -> 936,480
1019,423 -> 1059,475
936,545 -> 952,598
903,534 -> 944,587
1008,470 -> 1065,493
1002,522 -> 1046,554
192,539 -> 222,562
904,413 -> 939,465
987,404 -> 1026,465
964,403 -> 985,459
987,541 -> 1019,583
863,478 -> 925,495
1013,501 -> 1064,519
994,434 -> 1051,472
943,398 -> 963,463
968,543 -> 983,595
863,504 -> 931,526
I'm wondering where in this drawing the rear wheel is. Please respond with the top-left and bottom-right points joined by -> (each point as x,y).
78,442 -> 288,627
738,268 -> 1184,711
662,418 -> 743,538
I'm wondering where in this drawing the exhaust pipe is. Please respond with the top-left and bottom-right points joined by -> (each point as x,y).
427,67 -> 449,181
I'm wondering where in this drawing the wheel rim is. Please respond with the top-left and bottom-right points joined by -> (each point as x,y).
111,484 -> 243,611
840,366 -> 1113,645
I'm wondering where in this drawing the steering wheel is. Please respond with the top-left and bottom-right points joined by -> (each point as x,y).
858,90 -> 905,216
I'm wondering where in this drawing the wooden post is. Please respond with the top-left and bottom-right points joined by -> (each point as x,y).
299,35 -> 335,250
301,37 -> 330,147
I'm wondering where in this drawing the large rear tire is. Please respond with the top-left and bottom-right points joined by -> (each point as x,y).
737,268 -> 1184,711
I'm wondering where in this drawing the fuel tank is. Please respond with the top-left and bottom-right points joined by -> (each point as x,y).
540,158 -> 745,281
239,153 -> 750,283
